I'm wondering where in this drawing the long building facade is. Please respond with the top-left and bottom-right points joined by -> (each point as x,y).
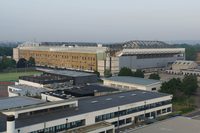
13,41 -> 185,75
0,90 -> 172,133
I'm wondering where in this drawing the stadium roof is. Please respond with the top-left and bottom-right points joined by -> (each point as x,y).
104,76 -> 160,86
122,40 -> 171,49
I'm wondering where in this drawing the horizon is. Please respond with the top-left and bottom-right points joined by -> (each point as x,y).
0,0 -> 200,42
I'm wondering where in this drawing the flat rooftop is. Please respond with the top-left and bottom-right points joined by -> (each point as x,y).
66,122 -> 114,133
42,84 -> 119,98
36,68 -> 96,77
104,76 -> 160,86
19,74 -> 70,84
0,90 -> 171,132
19,45 -> 107,53
128,117 -> 200,133
9,85 -> 48,94
0,96 -> 45,111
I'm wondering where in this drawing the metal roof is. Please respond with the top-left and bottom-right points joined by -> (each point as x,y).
9,85 -> 48,95
104,76 -> 160,86
127,117 -> 200,133
36,68 -> 96,77
0,90 -> 171,132
0,96 -> 45,111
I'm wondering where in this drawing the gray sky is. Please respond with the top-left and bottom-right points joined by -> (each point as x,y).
0,0 -> 200,42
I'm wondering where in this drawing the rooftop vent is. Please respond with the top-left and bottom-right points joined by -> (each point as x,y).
91,100 -> 98,103
106,98 -> 112,101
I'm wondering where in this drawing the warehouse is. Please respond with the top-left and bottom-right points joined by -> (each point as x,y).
103,76 -> 161,91
36,68 -> 98,85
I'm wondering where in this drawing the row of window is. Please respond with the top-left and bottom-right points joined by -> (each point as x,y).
95,100 -> 171,122
30,119 -> 85,133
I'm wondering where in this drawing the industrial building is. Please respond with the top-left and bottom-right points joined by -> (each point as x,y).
166,60 -> 200,76
13,41 -> 185,75
103,76 -> 161,91
0,90 -> 172,133
36,68 -> 98,85
127,116 -> 200,133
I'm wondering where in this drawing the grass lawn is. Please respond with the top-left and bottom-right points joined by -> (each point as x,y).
172,96 -> 196,114
0,71 -> 42,82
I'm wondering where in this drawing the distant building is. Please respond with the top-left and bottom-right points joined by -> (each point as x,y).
103,76 -> 161,91
166,60 -> 200,76
13,41 -> 185,75
172,60 -> 197,71
0,90 -> 172,133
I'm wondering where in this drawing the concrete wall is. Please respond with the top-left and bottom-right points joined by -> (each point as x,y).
41,93 -> 64,101
18,80 -> 44,88
103,79 -> 161,91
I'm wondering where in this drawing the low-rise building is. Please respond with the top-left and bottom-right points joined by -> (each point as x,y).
172,60 -> 198,71
36,68 -> 98,85
0,90 -> 172,133
103,76 -> 161,91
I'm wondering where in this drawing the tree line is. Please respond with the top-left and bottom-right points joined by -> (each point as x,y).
0,57 -> 35,71
159,75 -> 198,99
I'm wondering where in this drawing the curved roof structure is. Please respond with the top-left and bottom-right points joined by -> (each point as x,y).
122,40 -> 171,49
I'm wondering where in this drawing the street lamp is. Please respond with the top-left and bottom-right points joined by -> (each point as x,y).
66,118 -> 68,130
117,106 -> 120,132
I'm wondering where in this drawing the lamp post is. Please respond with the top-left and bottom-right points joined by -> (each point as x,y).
117,106 -> 120,132
66,118 -> 68,130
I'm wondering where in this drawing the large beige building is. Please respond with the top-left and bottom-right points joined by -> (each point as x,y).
13,43 -> 119,76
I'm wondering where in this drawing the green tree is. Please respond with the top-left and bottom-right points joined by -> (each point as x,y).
133,69 -> 144,78
181,75 -> 198,95
149,73 -> 160,80
104,69 -> 112,78
28,57 -> 36,67
1,56 -> 16,69
160,78 -> 182,98
118,67 -> 133,76
17,58 -> 27,68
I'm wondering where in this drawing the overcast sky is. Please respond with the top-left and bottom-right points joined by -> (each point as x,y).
0,0 -> 199,43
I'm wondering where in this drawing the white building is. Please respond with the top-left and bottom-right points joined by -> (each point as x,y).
172,60 -> 198,71
103,76 -> 161,91
8,85 -> 48,97
0,90 -> 172,133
